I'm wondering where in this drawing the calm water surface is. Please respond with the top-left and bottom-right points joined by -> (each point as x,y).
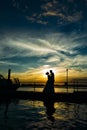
0,99 -> 87,130
18,86 -> 87,93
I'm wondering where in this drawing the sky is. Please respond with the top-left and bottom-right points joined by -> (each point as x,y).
0,0 -> 87,83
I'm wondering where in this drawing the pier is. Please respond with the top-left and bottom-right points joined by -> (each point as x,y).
0,91 -> 87,104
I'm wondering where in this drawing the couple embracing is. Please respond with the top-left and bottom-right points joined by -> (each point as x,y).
43,70 -> 55,94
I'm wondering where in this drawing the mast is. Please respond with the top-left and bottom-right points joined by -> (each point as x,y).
8,69 -> 11,80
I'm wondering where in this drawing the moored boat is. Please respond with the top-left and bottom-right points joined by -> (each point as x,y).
0,69 -> 20,92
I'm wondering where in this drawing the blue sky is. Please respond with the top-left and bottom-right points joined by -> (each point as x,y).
0,0 -> 87,81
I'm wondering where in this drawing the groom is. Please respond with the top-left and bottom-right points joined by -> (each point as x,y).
49,70 -> 55,94
50,70 -> 55,85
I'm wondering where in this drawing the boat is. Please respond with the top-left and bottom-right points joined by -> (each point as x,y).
0,69 -> 20,92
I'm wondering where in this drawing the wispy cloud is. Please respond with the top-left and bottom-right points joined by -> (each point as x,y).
26,16 -> 48,25
0,31 -> 87,79
0,61 -> 19,66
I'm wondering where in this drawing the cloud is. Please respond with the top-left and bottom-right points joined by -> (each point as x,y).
36,20 -> 48,25
26,15 -> 48,25
0,35 -> 58,59
45,56 -> 60,63
42,11 -> 58,16
0,31 -> 87,79
1,32 -> 86,58
66,12 -> 83,22
40,0 -> 83,24
0,61 -> 19,66
12,0 -> 84,25
26,16 -> 35,22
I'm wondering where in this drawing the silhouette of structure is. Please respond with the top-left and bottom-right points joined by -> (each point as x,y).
8,69 -> 11,80
66,69 -> 68,93
0,69 -> 20,92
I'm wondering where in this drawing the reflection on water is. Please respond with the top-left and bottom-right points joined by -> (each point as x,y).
0,99 -> 87,130
0,98 -> 19,119
43,97 -> 56,123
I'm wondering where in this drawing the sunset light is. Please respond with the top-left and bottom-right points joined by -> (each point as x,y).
0,0 -> 87,84
0,1 -> 87,129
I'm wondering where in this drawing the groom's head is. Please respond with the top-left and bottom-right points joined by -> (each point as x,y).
50,70 -> 52,73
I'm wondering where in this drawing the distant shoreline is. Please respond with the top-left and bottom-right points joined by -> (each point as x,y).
20,84 -> 87,88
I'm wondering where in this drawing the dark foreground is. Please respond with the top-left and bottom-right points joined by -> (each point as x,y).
0,91 -> 87,103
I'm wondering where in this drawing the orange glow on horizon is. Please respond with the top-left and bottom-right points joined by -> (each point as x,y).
3,67 -> 87,83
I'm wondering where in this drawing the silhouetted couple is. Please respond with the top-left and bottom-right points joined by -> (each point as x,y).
43,70 -> 55,94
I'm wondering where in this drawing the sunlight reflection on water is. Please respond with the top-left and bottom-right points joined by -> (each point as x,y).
0,99 -> 87,130
18,86 -> 87,93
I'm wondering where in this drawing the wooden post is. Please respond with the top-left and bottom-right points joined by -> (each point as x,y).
73,79 -> 75,92
76,80 -> 78,92
34,82 -> 35,92
8,69 -> 11,80
66,69 -> 68,93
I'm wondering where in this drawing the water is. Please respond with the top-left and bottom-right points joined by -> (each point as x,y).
0,99 -> 87,130
18,86 -> 87,93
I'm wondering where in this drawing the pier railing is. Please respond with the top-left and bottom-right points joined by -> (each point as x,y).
20,81 -> 87,93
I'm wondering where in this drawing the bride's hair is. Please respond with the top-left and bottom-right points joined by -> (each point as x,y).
46,72 -> 49,75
